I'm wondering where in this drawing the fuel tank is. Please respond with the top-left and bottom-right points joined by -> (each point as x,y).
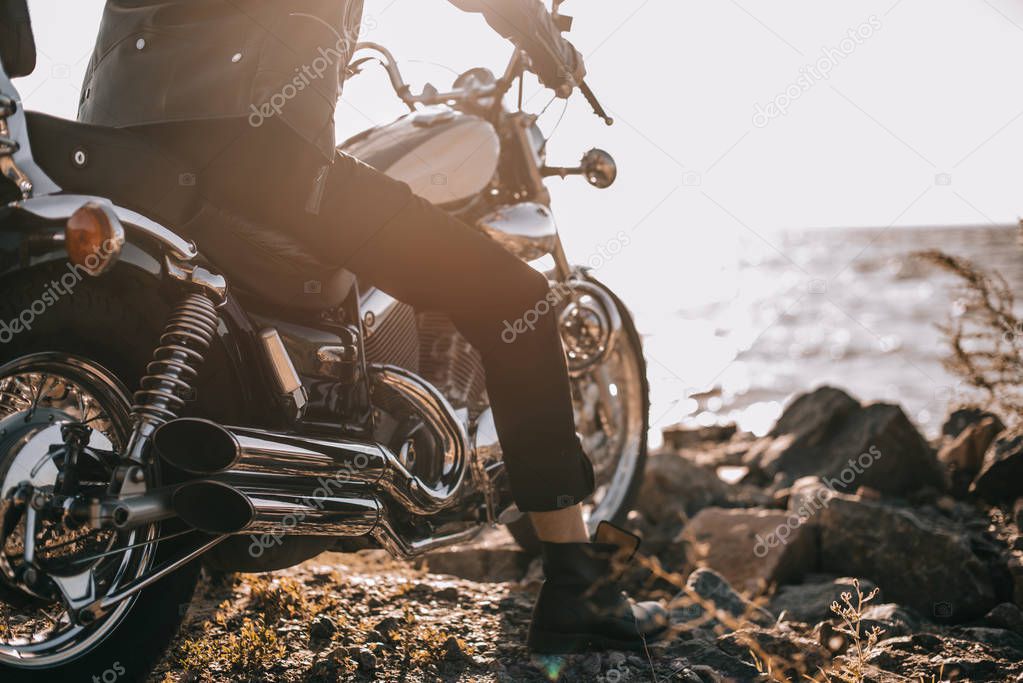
339,107 -> 500,206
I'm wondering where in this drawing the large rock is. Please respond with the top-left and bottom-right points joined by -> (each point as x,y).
938,416 -> 1004,496
662,423 -> 737,450
816,493 -> 996,619
985,602 -> 1023,635
637,452 -> 735,525
652,640 -> 762,681
972,431 -> 1023,503
866,634 -> 1023,682
681,507 -> 816,594
768,386 -> 860,443
953,626 -> 1023,653
769,576 -> 878,624
858,603 -> 922,639
1009,552 -> 1023,610
818,403 -> 944,494
672,568 -> 774,631
743,386 -> 860,480
942,407 -> 1003,439
744,387 -> 944,495
717,628 -> 829,682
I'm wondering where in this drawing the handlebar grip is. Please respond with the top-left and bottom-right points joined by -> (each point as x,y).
579,81 -> 613,126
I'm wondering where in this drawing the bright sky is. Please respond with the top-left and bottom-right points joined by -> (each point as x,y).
21,0 -> 1023,239
18,1 -> 1023,441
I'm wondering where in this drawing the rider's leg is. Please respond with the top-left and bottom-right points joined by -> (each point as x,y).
132,119 -> 666,651
306,152 -> 598,514
137,118 -> 596,515
239,139 -> 669,652
530,505 -> 588,543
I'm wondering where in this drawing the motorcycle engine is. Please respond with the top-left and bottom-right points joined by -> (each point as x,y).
363,301 -> 487,420
360,298 -> 483,489
415,312 -> 488,420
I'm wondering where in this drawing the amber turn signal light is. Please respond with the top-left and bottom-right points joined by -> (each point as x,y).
65,202 -> 124,276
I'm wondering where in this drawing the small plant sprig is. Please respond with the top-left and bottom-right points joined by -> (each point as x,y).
825,579 -> 883,683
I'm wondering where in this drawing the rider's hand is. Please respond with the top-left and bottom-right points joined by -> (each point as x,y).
449,0 -> 585,98
535,43 -> 586,99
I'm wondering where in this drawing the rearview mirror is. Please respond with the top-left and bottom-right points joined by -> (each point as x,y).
581,148 -> 617,189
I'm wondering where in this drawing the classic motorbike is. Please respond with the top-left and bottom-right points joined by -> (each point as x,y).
0,4 -> 648,678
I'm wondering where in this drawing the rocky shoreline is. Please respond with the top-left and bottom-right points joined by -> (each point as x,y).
151,386 -> 1023,682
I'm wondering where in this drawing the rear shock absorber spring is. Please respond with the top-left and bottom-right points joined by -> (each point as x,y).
132,292 -> 219,425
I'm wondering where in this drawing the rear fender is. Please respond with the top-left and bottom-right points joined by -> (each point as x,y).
0,194 -> 271,424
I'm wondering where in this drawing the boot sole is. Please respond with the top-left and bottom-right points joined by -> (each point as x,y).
527,629 -> 656,654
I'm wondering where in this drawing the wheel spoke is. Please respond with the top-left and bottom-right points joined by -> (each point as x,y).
25,374 -> 50,420
28,450 -> 58,479
54,528 -> 194,570
0,357 -> 151,664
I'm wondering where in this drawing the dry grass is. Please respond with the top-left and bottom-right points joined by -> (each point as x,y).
915,249 -> 1023,425
175,615 -> 286,676
162,563 -> 482,681
636,553 -> 873,683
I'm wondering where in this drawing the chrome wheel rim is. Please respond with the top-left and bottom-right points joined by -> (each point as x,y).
572,325 -> 645,529
0,353 -> 155,668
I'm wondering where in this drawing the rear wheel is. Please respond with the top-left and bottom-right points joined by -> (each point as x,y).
0,268 -> 200,682
508,277 -> 648,553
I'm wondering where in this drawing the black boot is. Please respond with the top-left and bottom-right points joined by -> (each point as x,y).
526,524 -> 668,654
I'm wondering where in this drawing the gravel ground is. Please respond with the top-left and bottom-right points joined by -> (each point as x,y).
148,546 -> 673,683
151,549 -> 516,682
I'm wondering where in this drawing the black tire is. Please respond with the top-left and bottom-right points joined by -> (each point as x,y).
0,264 -> 202,683
508,278 -> 649,554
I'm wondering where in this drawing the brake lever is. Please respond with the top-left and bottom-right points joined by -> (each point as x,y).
579,81 -> 613,126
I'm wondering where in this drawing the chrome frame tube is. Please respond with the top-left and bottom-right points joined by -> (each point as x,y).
79,534 -> 228,623
0,65 -> 60,197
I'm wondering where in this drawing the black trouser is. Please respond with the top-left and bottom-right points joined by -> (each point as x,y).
132,118 -> 594,513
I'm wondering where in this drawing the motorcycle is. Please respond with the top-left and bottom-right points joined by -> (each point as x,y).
0,4 -> 648,678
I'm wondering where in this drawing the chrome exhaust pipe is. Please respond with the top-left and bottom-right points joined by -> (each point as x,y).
154,417 -> 466,515
171,478 -> 475,558
154,418 -> 387,483
171,481 -> 254,534
171,479 -> 381,536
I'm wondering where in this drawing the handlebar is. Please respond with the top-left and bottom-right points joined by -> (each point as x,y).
579,81 -> 613,126
350,42 -> 613,127
352,42 -> 520,111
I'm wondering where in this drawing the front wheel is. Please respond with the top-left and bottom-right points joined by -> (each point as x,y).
508,275 -> 649,552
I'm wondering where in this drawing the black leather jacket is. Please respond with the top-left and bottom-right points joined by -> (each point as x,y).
78,0 -> 579,159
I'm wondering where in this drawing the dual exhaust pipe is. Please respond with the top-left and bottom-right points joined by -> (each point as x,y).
154,418 -> 386,536
153,418 -> 463,539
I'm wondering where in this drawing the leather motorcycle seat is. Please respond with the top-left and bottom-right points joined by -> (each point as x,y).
24,112 -> 355,313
